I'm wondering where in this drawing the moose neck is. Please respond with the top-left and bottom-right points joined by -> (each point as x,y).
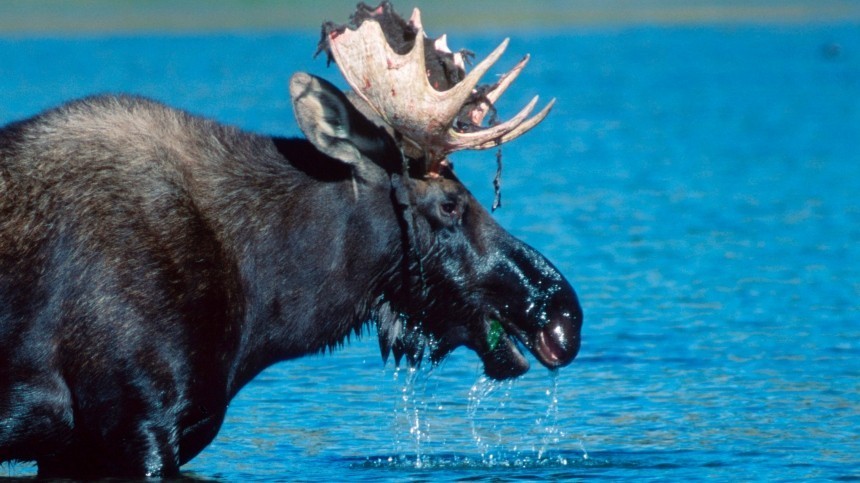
219,137 -> 403,397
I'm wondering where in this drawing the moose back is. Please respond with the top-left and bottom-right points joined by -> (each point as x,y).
0,4 -> 582,478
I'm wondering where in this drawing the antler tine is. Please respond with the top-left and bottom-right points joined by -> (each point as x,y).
408,7 -> 422,30
451,95 -> 539,148
442,38 -> 509,116
468,54 -> 530,126
473,98 -> 556,150
448,96 -> 555,150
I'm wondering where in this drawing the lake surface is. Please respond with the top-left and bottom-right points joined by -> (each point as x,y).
2,23 -> 858,481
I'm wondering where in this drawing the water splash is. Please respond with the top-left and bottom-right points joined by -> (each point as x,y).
355,450 -> 598,470
389,358 -> 438,468
578,439 -> 590,460
467,374 -> 515,462
465,368 -> 590,467
387,359 -> 589,469
535,369 -> 562,459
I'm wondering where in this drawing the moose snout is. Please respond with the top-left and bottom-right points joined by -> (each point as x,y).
493,240 -> 584,372
532,292 -> 582,369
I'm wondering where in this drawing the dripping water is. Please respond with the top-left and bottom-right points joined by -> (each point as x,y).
467,374 -> 515,463
535,369 -> 561,459
385,359 -> 588,469
389,350 -> 439,468
465,368 -> 589,467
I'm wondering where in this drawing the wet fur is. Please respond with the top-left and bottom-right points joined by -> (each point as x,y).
0,95 -> 402,476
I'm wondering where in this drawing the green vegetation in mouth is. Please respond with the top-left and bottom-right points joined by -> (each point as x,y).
487,318 -> 505,351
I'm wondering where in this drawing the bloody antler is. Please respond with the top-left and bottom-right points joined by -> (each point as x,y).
321,3 -> 554,174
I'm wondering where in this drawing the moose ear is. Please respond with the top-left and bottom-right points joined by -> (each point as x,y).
289,72 -> 394,180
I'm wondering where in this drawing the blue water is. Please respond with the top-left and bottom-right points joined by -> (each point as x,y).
2,24 -> 859,481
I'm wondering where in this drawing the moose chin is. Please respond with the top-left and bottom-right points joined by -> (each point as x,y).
0,2 -> 582,478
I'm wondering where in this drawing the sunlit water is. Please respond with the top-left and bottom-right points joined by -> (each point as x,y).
2,24 -> 859,481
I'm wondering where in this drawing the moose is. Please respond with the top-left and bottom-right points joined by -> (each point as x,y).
0,2 -> 582,477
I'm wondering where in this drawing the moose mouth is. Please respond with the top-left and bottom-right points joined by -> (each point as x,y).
472,310 -> 580,380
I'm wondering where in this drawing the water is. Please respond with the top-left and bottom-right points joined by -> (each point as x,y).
2,24 -> 859,481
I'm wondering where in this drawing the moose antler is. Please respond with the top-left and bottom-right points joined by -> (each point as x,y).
322,4 -> 554,174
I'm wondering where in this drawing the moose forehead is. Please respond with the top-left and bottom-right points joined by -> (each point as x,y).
412,171 -> 467,200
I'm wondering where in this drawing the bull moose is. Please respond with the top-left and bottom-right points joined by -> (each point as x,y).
0,2 -> 582,477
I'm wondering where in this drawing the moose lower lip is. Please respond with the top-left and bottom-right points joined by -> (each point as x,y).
533,320 -> 578,368
535,329 -> 565,366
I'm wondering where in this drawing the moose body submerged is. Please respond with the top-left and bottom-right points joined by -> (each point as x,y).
0,3 -> 582,477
